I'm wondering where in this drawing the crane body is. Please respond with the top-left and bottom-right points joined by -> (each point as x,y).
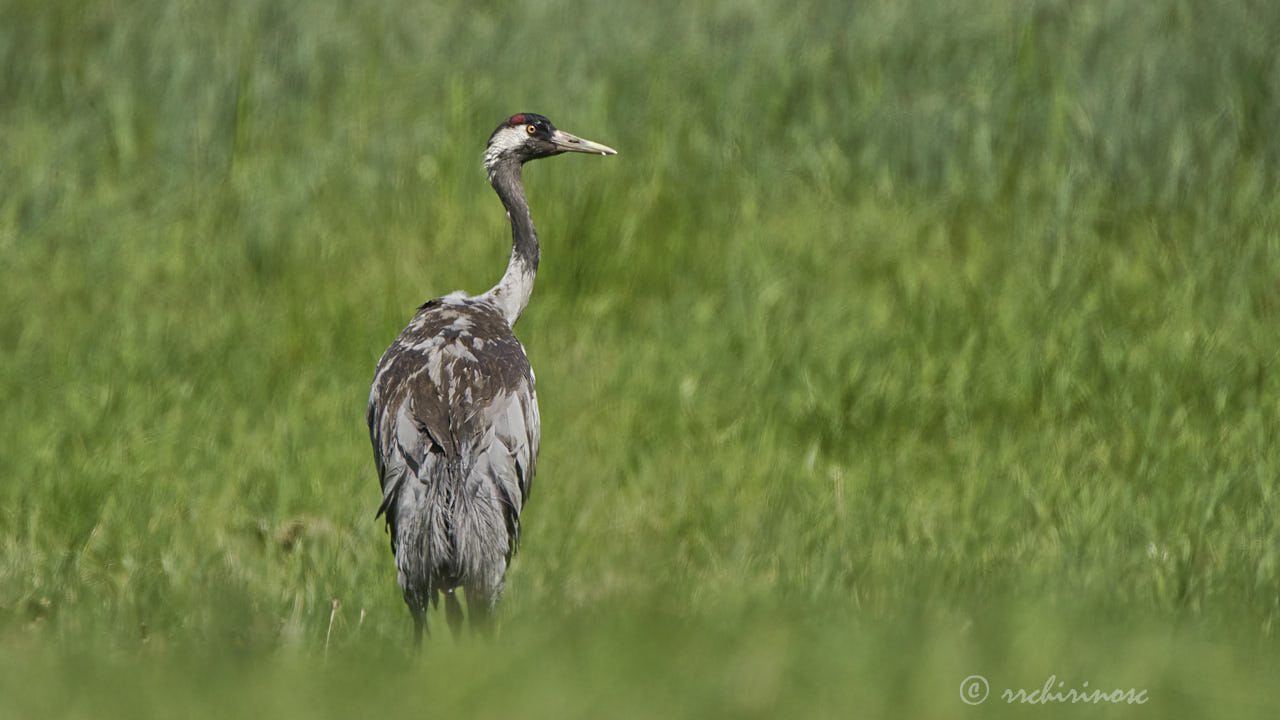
367,114 -> 615,642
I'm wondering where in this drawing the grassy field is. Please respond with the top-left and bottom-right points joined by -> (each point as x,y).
2,0 -> 1279,716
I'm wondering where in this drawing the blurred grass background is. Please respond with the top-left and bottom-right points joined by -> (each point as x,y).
2,0 -> 1279,716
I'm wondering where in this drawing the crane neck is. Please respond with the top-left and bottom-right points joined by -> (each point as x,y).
479,159 -> 539,327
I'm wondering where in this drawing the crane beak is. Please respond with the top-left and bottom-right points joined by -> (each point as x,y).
549,129 -> 617,156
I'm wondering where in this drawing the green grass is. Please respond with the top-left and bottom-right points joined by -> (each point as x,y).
2,0 -> 1279,716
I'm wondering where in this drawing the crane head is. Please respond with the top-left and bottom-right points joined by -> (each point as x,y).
484,113 -> 617,169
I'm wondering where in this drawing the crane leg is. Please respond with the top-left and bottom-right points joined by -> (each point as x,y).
411,607 -> 426,649
464,585 -> 499,639
444,589 -> 464,639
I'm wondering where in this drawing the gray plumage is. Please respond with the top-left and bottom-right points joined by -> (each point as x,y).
367,113 -> 615,643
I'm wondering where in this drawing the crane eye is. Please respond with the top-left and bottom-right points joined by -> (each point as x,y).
525,125 -> 537,135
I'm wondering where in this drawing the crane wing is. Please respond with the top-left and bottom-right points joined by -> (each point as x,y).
468,374 -> 539,551
367,296 -> 539,559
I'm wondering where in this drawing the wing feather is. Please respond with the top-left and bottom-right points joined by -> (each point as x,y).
367,296 -> 539,566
